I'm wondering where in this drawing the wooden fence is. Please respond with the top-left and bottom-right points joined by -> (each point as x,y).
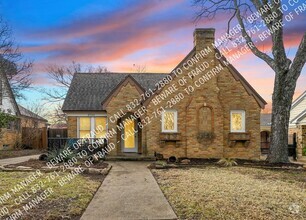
22,127 -> 47,149
48,128 -> 67,138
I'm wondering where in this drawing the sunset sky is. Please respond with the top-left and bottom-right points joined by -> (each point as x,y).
1,0 -> 305,111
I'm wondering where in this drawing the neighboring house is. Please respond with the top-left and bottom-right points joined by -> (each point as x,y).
260,113 -> 271,154
0,73 -> 48,149
63,28 -> 267,160
259,91 -> 306,158
289,90 -> 306,158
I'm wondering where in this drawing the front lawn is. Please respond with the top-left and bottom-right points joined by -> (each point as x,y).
0,149 -> 44,159
0,171 -> 103,219
152,166 -> 306,220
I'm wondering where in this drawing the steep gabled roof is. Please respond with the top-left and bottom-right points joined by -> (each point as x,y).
260,113 -> 272,126
18,104 -> 48,122
216,49 -> 267,109
0,71 -> 20,115
102,75 -> 146,109
144,48 -> 266,109
62,73 -> 166,111
290,109 -> 306,124
63,47 -> 267,111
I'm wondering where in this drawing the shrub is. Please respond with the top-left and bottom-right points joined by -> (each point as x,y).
217,158 -> 238,167
48,145 -> 77,163
302,147 -> 306,156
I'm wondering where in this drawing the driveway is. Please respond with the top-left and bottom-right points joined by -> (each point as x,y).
81,161 -> 177,220
0,154 -> 40,166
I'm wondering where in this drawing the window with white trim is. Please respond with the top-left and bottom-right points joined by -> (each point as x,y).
230,110 -> 246,132
162,110 -> 178,132
78,117 -> 107,138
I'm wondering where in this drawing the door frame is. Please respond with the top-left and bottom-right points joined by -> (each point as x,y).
121,116 -> 138,153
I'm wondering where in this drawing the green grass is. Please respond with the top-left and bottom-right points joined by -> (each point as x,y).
0,171 -> 102,219
152,166 -> 306,220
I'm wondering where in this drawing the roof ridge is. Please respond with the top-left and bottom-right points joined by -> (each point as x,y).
291,90 -> 306,108
75,72 -> 167,75
17,104 -> 47,121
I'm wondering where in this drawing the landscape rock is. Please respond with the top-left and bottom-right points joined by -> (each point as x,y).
155,164 -> 166,169
39,154 -> 48,161
167,164 -> 178,168
181,159 -> 191,165
88,168 -> 101,174
16,166 -> 32,169
99,166 -> 111,175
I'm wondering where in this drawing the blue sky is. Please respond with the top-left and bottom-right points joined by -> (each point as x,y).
1,0 -> 305,111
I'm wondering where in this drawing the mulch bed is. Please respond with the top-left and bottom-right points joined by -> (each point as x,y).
165,158 -> 305,170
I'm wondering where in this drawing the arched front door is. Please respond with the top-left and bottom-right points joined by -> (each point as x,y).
121,117 -> 138,153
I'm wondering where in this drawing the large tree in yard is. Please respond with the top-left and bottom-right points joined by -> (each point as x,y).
193,0 -> 306,163
0,17 -> 33,99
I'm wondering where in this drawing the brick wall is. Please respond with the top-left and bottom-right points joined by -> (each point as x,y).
67,116 -> 77,138
64,29 -> 263,160
0,129 -> 21,149
145,29 -> 261,160
104,80 -> 146,156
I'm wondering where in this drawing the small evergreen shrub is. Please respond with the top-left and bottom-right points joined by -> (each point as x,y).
217,158 -> 238,167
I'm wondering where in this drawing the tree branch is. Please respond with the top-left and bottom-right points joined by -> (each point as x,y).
234,0 -> 275,70
289,32 -> 306,82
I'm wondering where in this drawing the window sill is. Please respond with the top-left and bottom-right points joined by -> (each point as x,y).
228,132 -> 250,147
160,133 -> 181,147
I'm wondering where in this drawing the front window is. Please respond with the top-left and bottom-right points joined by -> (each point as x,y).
78,117 -> 107,138
230,110 -> 245,132
162,110 -> 177,132
79,117 -> 91,138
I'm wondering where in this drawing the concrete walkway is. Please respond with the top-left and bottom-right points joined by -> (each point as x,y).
0,154 -> 40,166
81,161 -> 177,220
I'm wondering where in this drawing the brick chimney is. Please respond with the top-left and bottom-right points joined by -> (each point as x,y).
193,28 -> 215,51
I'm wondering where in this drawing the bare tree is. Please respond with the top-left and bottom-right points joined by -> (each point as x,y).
48,103 -> 67,125
193,0 -> 306,163
0,17 -> 33,99
43,61 -> 108,103
43,62 -> 108,126
133,64 -> 147,73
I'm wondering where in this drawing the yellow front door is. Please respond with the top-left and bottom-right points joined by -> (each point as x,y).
122,118 -> 137,152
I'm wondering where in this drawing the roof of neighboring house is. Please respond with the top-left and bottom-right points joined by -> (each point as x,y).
49,123 -> 67,129
18,104 -> 48,122
291,90 -> 306,109
62,73 -> 166,111
290,109 -> 306,124
260,113 -> 272,126
0,71 -> 21,115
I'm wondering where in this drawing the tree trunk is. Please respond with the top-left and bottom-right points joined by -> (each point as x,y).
268,70 -> 296,163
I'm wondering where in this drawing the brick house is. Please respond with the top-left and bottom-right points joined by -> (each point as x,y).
62,28 -> 266,160
289,90 -> 306,159
0,72 -> 48,149
259,91 -> 306,159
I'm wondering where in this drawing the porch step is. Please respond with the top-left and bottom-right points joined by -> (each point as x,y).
106,154 -> 156,161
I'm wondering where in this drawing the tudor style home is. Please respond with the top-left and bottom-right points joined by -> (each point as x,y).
0,72 -> 48,149
62,28 -> 267,160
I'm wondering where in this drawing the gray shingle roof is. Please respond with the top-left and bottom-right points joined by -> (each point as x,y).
260,113 -> 272,126
62,73 -> 166,111
18,105 -> 48,121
